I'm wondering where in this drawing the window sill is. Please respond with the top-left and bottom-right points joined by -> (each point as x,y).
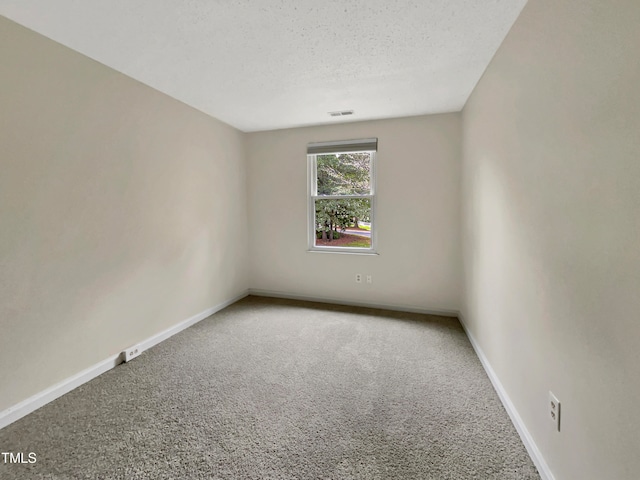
307,249 -> 379,256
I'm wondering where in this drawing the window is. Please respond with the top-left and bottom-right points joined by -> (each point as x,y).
307,138 -> 377,253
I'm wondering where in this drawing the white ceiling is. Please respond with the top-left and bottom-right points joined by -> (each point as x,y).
0,1 -> 528,132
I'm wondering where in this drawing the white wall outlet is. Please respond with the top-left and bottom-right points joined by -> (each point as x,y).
366,275 -> 372,284
123,345 -> 142,363
355,273 -> 362,283
549,391 -> 561,431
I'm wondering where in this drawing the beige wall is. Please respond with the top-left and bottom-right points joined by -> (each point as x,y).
247,114 -> 462,313
461,1 -> 640,479
0,18 -> 249,412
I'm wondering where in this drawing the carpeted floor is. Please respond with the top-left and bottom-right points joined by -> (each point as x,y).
0,296 -> 540,479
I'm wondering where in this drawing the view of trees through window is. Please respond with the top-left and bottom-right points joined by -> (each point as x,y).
314,152 -> 372,248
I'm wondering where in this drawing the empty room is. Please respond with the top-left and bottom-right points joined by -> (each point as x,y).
1,1 -> 638,479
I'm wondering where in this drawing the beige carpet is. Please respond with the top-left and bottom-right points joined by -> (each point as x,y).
0,296 -> 540,479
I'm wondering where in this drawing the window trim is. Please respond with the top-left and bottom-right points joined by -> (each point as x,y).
307,148 -> 377,254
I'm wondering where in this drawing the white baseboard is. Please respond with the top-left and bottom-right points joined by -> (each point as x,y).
458,313 -> 555,480
248,289 -> 459,317
0,354 -> 122,431
0,290 -> 249,431
132,291 -> 248,357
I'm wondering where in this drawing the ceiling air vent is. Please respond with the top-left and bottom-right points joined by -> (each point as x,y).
328,110 -> 354,117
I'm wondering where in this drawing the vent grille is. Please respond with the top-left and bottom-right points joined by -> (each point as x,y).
328,110 -> 354,117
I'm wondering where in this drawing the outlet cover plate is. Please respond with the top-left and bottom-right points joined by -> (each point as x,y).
549,391 -> 561,431
123,345 -> 142,363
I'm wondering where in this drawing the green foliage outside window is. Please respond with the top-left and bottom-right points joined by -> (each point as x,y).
315,153 -> 371,242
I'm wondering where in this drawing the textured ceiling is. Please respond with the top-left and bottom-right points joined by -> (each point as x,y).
0,1 -> 528,132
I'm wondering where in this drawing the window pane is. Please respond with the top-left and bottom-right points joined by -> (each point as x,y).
317,153 -> 371,195
314,198 -> 371,248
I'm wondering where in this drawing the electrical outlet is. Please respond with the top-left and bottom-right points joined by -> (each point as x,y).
549,391 -> 561,431
355,273 -> 362,283
123,345 -> 142,363
366,275 -> 372,284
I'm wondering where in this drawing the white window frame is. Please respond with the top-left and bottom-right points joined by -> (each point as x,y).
307,147 -> 377,254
